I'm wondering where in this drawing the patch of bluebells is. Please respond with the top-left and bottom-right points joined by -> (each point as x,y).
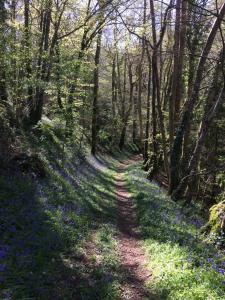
76,207 -> 84,216
62,214 -> 76,227
186,252 -> 225,283
0,245 -> 10,275
0,275 -> 5,284
9,225 -> 17,233
101,273 -> 113,284
190,217 -> 204,229
161,210 -> 170,221
1,289 -> 11,300
149,201 -> 160,211
0,264 -> 6,272
174,210 -> 183,224
0,245 -> 9,260
0,250 -> 7,260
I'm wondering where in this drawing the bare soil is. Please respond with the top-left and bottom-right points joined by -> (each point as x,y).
116,156 -> 154,300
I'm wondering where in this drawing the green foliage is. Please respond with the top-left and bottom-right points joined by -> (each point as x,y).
217,173 -> 225,190
0,105 -> 14,163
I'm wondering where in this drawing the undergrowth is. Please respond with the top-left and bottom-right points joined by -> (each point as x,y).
0,123 -> 123,299
125,162 -> 225,300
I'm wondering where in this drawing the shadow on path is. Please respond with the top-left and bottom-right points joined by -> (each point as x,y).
115,156 -> 158,300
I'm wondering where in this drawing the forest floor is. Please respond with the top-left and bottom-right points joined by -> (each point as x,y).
1,147 -> 225,299
115,156 -> 153,300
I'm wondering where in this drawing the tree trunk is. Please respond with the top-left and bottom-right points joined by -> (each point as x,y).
137,0 -> 147,151
112,54 -> 116,118
144,58 -> 151,163
91,30 -> 102,155
149,0 -> 170,179
169,0 -> 181,147
132,83 -> 138,146
55,41 -> 63,110
119,61 -> 134,149
0,0 -> 7,104
23,0 -> 34,124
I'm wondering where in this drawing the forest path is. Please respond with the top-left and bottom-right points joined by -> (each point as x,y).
115,156 -> 153,300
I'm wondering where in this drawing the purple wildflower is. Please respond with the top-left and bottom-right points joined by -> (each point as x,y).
0,250 -> 7,259
219,268 -> 225,275
0,264 -> 6,272
9,225 -> 17,232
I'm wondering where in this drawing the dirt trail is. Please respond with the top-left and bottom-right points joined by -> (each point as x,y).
116,156 -> 153,300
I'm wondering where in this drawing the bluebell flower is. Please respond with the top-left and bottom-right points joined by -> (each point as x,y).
76,208 -> 83,215
9,225 -> 17,232
0,250 -> 7,259
103,274 -> 113,283
0,264 -> 6,272
219,268 -> 225,275
23,249 -> 30,256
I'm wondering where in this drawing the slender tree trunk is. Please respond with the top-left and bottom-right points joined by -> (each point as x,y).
137,50 -> 144,150
112,54 -> 116,118
144,58 -> 151,163
132,83 -> 138,145
169,0 -> 181,147
162,57 -> 172,111
181,45 -> 196,175
10,0 -> 18,117
121,53 -> 127,123
177,0 -> 187,108
111,18 -> 118,119
91,30 -> 102,155
0,0 -> 7,104
119,53 -> 128,149
153,54 -> 170,178
119,60 -> 133,149
56,41 -> 63,110
149,0 -> 170,179
23,0 -> 34,124
116,52 -> 123,118
137,0 -> 147,151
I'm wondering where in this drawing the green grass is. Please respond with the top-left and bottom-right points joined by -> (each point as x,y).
125,162 -> 225,300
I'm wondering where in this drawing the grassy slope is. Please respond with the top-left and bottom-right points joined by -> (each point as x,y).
125,161 -> 225,300
0,126 -> 127,300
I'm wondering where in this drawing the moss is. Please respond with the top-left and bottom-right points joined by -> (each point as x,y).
207,201 -> 225,234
